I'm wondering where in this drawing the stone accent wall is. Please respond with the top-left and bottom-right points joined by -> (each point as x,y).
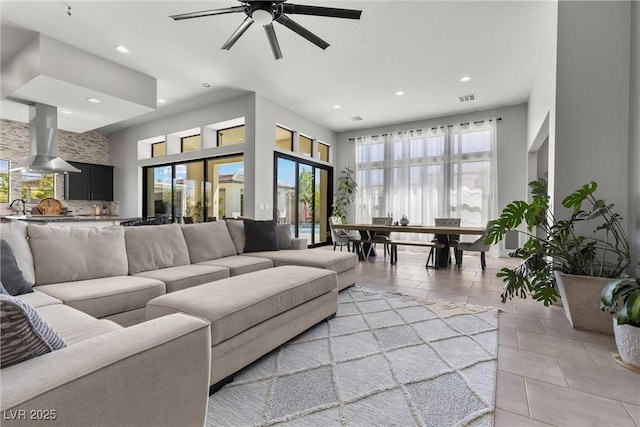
0,118 -> 118,215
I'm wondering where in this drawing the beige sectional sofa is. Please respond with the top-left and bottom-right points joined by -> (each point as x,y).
0,218 -> 357,425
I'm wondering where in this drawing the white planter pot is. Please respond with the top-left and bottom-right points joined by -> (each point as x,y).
613,320 -> 640,371
554,271 -> 613,335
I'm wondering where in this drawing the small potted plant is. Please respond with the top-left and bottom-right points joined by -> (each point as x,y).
485,179 -> 630,334
600,271 -> 640,371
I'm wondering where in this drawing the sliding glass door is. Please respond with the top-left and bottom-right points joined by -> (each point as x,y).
143,155 -> 244,223
274,154 -> 332,247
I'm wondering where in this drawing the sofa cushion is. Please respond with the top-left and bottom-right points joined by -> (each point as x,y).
28,224 -> 128,285
0,221 -> 35,284
146,265 -> 337,346
0,295 -> 66,368
37,304 -> 121,345
198,255 -> 274,276
225,219 -> 245,254
243,249 -> 358,275
243,219 -> 278,253
16,290 -> 62,308
35,276 -> 166,319
1,240 -> 33,295
181,221 -> 237,263
277,224 -> 293,250
124,224 -> 191,274
134,264 -> 230,293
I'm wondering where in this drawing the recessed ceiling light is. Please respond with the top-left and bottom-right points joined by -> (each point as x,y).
60,109 -> 72,114
157,98 -> 166,104
333,104 -> 342,109
115,45 -> 130,54
87,98 -> 101,103
202,82 -> 211,88
395,91 -> 405,96
460,76 -> 472,82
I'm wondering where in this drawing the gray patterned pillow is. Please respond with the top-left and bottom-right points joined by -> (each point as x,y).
0,295 -> 66,368
277,224 -> 293,250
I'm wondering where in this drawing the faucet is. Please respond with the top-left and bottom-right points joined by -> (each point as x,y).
10,199 -> 26,215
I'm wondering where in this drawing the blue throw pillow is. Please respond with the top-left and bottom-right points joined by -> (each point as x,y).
0,240 -> 33,296
0,295 -> 67,368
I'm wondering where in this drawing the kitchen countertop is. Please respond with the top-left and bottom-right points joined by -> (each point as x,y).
2,215 -> 140,223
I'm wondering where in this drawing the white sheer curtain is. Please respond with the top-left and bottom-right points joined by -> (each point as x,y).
355,119 -> 498,245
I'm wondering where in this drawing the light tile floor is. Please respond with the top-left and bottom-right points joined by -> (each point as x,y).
318,246 -> 640,426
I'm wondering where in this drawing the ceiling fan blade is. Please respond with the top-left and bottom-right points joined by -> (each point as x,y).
282,4 -> 362,20
222,17 -> 254,50
275,15 -> 329,50
170,6 -> 244,21
264,23 -> 283,60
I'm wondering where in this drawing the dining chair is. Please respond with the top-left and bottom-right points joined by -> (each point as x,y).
455,222 -> 492,270
369,217 -> 393,257
183,216 -> 194,224
329,216 -> 356,252
433,217 -> 461,265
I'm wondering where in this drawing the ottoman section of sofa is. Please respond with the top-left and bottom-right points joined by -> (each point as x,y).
35,276 -> 165,325
134,264 -> 230,293
197,255 -> 274,277
146,265 -> 337,346
146,265 -> 337,385
243,250 -> 357,290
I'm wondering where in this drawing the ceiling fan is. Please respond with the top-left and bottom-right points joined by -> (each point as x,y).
170,1 -> 362,60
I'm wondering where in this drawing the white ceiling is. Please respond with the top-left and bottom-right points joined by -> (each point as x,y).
0,1 -> 555,134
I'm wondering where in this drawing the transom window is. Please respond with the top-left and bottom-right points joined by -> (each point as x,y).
276,126 -> 293,151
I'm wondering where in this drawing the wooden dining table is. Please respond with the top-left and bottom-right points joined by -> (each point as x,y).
331,223 -> 485,267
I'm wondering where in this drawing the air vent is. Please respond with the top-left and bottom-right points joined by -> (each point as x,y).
349,116 -> 363,122
458,94 -> 476,103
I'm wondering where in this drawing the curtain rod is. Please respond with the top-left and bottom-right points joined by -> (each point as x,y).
348,117 -> 502,141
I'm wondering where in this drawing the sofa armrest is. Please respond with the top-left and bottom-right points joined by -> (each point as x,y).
1,313 -> 211,427
292,238 -> 308,250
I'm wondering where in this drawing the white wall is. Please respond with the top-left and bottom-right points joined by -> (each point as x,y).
630,1 -> 639,275
553,1 -> 631,232
335,104 -> 529,222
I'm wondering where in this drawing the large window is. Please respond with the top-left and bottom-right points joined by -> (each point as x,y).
21,173 -> 54,203
0,160 -> 9,203
143,155 -> 244,223
355,120 -> 497,239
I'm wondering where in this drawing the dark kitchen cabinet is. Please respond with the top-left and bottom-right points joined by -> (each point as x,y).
65,162 -> 114,201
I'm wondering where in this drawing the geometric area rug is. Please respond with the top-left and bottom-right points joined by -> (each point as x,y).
207,286 -> 499,427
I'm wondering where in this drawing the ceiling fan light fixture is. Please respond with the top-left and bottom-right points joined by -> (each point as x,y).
252,9 -> 273,25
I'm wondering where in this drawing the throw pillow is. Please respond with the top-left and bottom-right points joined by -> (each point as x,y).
0,295 -> 66,369
277,224 -> 293,250
0,281 -> 9,295
0,240 -> 33,296
225,219 -> 246,254
243,219 -> 278,253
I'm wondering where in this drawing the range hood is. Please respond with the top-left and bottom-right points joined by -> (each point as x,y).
10,103 -> 80,174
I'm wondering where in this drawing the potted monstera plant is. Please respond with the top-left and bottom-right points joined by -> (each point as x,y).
485,180 -> 630,334
600,272 -> 640,371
